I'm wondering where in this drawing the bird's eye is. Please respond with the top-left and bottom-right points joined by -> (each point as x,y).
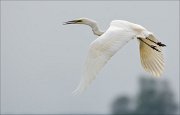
76,20 -> 82,22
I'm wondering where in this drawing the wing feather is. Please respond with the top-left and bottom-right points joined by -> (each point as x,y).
139,34 -> 165,77
73,26 -> 134,94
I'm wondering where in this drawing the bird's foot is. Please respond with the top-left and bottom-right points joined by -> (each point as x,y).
150,45 -> 161,52
157,42 -> 166,47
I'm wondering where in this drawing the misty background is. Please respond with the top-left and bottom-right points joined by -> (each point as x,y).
1,1 -> 179,114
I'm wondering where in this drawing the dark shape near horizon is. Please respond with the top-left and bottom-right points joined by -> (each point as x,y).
111,77 -> 178,115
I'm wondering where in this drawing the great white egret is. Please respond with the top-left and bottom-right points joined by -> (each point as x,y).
63,18 -> 166,94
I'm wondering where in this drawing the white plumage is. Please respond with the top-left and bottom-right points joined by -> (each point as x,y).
64,18 -> 166,94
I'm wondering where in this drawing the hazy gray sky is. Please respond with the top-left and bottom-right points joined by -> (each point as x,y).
1,1 -> 179,114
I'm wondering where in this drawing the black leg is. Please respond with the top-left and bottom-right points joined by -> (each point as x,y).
146,37 -> 166,47
137,37 -> 161,52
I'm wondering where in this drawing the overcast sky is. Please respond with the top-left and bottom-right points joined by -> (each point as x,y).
1,1 -> 179,114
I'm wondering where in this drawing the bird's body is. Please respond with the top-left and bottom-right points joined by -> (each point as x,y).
64,18 -> 166,94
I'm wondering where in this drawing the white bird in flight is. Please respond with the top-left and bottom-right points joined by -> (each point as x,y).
63,18 -> 166,94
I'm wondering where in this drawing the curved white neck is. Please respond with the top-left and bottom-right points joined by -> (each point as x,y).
85,21 -> 104,36
91,24 -> 104,36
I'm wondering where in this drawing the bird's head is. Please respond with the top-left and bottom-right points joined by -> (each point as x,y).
63,18 -> 96,26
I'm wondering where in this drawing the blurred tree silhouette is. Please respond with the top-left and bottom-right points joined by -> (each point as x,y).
111,76 -> 178,115
135,77 -> 161,114
112,96 -> 132,115
156,80 -> 178,114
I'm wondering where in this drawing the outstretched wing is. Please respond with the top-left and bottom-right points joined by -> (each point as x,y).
139,34 -> 165,77
73,26 -> 134,94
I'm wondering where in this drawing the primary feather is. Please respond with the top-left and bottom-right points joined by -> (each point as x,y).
139,34 -> 165,77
